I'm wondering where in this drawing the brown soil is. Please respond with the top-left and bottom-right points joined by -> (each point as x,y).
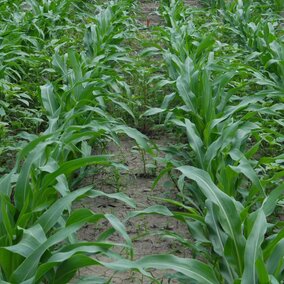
73,137 -> 191,283
185,0 -> 202,7
138,0 -> 161,27
138,0 -> 201,27
72,1 -> 203,282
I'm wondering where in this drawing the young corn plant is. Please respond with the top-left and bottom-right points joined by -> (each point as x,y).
0,0 -> 94,166
0,135 -> 136,283
138,0 -> 284,282
0,0 -> 151,283
1,0 -> 283,283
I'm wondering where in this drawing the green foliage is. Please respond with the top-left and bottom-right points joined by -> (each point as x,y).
0,0 -> 152,283
1,0 -> 284,283
143,0 -> 284,282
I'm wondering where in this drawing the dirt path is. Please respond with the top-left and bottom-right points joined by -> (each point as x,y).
138,0 -> 201,27
184,0 -> 201,6
74,137 -> 191,283
73,1 -> 202,282
139,0 -> 161,26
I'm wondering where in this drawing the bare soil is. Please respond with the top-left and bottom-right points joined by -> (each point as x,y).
74,137 -> 191,283
138,0 -> 201,27
139,0 -> 161,26
73,1 -> 203,282
185,0 -> 202,7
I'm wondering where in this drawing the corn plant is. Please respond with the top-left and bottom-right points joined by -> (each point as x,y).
0,139 -> 136,283
0,0 -> 151,283
1,0 -> 283,282
138,0 -> 284,282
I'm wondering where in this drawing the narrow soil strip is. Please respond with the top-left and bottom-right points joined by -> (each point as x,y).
75,137 -> 191,283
